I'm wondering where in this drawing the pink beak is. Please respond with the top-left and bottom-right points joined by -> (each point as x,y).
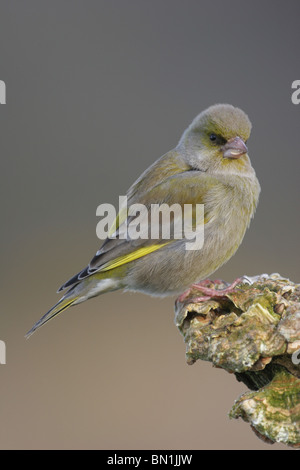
222,136 -> 248,159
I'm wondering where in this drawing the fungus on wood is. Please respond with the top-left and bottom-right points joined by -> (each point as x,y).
175,274 -> 300,448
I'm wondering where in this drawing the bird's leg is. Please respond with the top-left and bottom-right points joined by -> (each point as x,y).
191,277 -> 244,297
176,279 -> 215,303
176,291 -> 211,304
176,288 -> 192,303
176,277 -> 244,304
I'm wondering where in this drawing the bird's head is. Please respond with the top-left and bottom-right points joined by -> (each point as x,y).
178,104 -> 252,174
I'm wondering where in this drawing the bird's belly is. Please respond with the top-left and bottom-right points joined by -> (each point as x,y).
125,214 -> 248,296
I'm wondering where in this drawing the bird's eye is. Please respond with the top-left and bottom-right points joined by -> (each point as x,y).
209,133 -> 226,145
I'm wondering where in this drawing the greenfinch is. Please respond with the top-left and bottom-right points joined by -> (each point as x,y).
26,104 -> 260,337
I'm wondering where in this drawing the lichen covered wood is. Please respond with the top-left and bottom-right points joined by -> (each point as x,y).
175,274 -> 300,448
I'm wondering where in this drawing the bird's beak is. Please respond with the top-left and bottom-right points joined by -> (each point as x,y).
222,136 -> 248,159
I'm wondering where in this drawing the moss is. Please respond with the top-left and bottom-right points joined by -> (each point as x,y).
230,368 -> 300,447
175,273 -> 300,447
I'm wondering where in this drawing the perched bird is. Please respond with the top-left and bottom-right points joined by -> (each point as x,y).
26,104 -> 260,338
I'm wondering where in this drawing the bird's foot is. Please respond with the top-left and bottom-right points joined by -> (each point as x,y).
176,277 -> 244,304
175,279 -> 216,304
191,277 -> 243,297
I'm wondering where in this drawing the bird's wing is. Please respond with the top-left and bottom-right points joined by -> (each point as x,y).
58,171 -> 220,291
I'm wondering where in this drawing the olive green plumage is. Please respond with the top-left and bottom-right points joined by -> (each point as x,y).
26,104 -> 260,337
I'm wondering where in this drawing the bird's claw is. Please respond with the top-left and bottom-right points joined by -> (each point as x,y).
176,277 -> 245,304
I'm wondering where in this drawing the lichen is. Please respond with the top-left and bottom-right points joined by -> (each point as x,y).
175,273 -> 300,447
230,368 -> 300,448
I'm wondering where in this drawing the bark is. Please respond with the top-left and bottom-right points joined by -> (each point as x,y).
175,274 -> 300,448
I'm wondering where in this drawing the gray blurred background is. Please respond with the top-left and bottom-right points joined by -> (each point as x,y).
0,0 -> 299,450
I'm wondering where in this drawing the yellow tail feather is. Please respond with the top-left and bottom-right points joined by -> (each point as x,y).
25,296 -> 78,339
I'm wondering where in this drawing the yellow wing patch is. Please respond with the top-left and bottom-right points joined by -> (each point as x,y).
99,242 -> 169,272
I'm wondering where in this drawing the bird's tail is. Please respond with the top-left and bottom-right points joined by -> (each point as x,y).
25,292 -> 79,339
25,274 -> 121,338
